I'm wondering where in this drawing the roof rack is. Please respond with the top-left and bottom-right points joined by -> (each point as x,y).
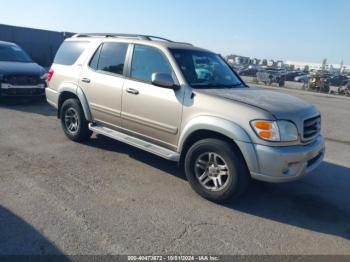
71,33 -> 193,46
72,33 -> 172,41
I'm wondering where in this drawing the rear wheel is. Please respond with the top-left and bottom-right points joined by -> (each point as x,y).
184,138 -> 250,202
60,98 -> 92,142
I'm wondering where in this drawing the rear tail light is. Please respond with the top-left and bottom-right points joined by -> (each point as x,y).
47,68 -> 54,82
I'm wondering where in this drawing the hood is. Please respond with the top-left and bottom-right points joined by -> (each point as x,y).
195,87 -> 318,119
0,61 -> 45,76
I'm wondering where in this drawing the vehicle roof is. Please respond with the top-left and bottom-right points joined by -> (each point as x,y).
65,34 -> 212,53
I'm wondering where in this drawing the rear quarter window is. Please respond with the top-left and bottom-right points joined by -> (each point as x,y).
54,41 -> 89,65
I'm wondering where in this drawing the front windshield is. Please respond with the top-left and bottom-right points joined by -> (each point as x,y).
0,45 -> 32,63
170,48 -> 244,88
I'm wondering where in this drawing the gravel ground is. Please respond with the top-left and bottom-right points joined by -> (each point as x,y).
0,88 -> 349,256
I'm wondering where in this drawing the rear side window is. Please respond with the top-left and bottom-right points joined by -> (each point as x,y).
131,45 -> 172,82
89,42 -> 128,75
89,45 -> 102,70
54,41 -> 88,65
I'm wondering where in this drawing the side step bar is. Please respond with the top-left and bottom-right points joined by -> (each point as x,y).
89,124 -> 180,161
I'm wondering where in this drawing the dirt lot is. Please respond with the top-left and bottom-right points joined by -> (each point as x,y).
0,88 -> 350,256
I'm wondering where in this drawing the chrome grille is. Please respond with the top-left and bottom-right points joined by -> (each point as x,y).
303,115 -> 321,141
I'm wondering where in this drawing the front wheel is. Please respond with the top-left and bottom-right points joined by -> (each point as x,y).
60,98 -> 92,142
184,138 -> 250,202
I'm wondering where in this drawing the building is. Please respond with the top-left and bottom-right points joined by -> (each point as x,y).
0,24 -> 74,68
285,60 -> 349,73
227,54 -> 251,66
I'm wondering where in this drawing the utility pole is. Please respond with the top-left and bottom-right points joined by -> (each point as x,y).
340,60 -> 344,73
322,58 -> 327,71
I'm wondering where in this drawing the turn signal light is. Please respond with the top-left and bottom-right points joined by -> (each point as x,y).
251,120 -> 280,141
254,121 -> 272,130
259,131 -> 273,139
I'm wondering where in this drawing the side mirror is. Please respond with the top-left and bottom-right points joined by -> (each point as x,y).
151,73 -> 176,89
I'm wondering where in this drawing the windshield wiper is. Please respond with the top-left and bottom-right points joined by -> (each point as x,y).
192,83 -> 243,88
220,83 -> 244,88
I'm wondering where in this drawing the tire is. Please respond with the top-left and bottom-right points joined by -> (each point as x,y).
60,98 -> 92,142
184,138 -> 250,202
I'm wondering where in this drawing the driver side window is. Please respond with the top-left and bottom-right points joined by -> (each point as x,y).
131,45 -> 173,83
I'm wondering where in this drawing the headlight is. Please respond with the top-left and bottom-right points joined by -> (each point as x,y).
277,120 -> 299,141
251,120 -> 298,142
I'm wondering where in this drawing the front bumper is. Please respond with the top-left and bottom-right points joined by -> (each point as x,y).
0,83 -> 46,97
250,135 -> 325,183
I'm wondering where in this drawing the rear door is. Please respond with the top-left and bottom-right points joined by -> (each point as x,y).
80,42 -> 129,127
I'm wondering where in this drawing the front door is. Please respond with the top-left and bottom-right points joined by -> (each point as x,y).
121,45 -> 184,149
80,42 -> 129,127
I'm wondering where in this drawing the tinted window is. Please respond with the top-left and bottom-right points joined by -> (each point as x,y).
97,43 -> 128,75
54,41 -> 88,65
131,45 -> 172,82
89,45 -> 102,70
0,44 -> 32,63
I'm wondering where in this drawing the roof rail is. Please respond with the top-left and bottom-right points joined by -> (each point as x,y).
71,33 -> 193,46
72,33 -> 172,42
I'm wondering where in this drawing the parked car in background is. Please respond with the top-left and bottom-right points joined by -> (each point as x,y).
257,68 -> 286,87
294,74 -> 309,83
338,79 -> 350,96
238,67 -> 258,77
0,41 -> 47,97
329,75 -> 349,87
285,71 -> 307,81
308,73 -> 330,93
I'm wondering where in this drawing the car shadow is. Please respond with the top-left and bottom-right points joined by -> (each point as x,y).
84,135 -> 350,240
84,135 -> 185,180
0,206 -> 69,258
225,161 -> 350,240
0,97 -> 56,117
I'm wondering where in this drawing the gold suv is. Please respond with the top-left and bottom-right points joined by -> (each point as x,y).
46,34 -> 324,202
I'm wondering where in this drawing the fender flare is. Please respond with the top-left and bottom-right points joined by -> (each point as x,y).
178,116 -> 259,172
76,87 -> 93,121
178,116 -> 259,174
57,83 -> 92,121
178,116 -> 252,151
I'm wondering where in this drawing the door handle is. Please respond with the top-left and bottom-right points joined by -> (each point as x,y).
126,88 -> 139,95
81,77 -> 91,83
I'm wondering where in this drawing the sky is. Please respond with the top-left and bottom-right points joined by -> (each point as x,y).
1,0 -> 349,64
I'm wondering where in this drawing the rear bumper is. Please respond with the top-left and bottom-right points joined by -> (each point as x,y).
45,87 -> 59,108
246,135 -> 325,183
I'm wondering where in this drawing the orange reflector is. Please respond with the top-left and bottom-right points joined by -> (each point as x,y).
259,131 -> 273,139
254,121 -> 272,130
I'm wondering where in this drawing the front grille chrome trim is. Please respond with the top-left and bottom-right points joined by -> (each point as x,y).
302,115 -> 321,142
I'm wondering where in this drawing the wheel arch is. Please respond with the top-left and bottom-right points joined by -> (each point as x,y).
57,85 -> 92,121
178,116 -> 259,174
178,116 -> 251,151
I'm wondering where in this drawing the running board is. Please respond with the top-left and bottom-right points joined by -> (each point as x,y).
89,124 -> 180,161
